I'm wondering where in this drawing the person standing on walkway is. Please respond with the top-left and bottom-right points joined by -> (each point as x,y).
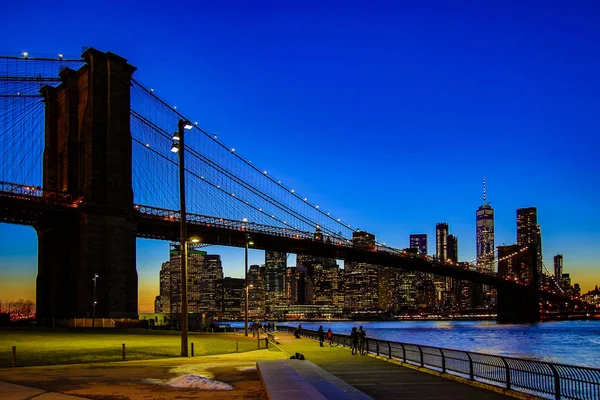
318,325 -> 325,347
358,326 -> 366,355
327,328 -> 333,347
350,327 -> 358,355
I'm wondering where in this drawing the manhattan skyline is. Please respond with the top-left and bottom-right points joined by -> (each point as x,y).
0,1 -> 599,312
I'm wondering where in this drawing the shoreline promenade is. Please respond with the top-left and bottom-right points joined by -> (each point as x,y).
269,332 -> 521,399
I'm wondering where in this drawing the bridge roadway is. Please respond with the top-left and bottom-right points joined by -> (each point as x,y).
0,186 -> 515,288
268,331 -> 513,399
0,185 -> 571,311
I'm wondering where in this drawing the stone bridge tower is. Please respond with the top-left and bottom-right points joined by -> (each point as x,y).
36,48 -> 138,319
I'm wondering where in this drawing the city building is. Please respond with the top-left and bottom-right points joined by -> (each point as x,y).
198,254 -> 223,312
247,264 -> 266,317
264,251 -> 287,312
156,245 -> 207,314
344,230 -> 379,311
215,278 -> 244,320
476,178 -> 495,273
409,234 -> 427,255
582,286 -> 600,307
447,234 -> 458,264
554,254 -> 563,280
517,207 -> 543,275
436,223 -> 449,262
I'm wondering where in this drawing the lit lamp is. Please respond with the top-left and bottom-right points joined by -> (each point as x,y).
171,119 -> 193,357
244,232 -> 254,336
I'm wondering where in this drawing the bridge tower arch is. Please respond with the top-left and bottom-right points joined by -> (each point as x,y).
495,244 -> 541,323
36,48 -> 138,319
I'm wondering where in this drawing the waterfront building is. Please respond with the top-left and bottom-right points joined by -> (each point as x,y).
198,254 -> 223,312
409,234 -> 427,255
476,179 -> 495,273
247,264 -> 266,318
582,286 -> 600,306
271,304 -> 343,320
344,230 -> 379,311
378,266 -> 401,312
264,251 -> 287,312
517,207 -> 543,275
312,258 -> 342,306
214,277 -> 244,320
156,245 -> 207,314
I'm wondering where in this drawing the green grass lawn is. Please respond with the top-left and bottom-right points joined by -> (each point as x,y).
0,328 -> 263,367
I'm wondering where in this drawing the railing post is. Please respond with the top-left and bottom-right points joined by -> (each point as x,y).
466,353 -> 474,380
388,342 -> 392,359
366,340 -> 369,355
376,341 -> 379,356
419,346 -> 424,368
501,357 -> 511,390
401,343 -> 406,363
440,349 -> 446,373
548,364 -> 561,400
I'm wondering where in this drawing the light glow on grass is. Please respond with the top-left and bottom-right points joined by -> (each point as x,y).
0,329 -> 261,367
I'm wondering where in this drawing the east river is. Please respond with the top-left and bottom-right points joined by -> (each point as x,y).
240,320 -> 600,369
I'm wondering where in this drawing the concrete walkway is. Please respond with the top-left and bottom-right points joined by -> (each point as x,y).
0,381 -> 90,400
271,332 -> 515,399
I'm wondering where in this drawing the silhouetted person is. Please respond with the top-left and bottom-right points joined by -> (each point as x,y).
327,328 -> 333,347
318,326 -> 325,347
350,327 -> 358,355
358,326 -> 366,355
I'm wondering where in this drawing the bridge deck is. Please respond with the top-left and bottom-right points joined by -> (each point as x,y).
270,332 -> 512,399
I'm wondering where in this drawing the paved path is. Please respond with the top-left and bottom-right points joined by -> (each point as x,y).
271,332 -> 512,400
0,381 -> 90,400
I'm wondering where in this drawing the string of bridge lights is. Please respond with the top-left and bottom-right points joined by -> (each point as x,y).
136,80 -> 357,237
132,108 -> 343,239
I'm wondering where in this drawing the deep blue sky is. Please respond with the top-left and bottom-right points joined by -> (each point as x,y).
1,1 -> 599,310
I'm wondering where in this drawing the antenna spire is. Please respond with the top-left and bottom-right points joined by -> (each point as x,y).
483,177 -> 487,206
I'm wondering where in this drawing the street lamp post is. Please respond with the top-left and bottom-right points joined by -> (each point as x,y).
245,283 -> 254,336
92,274 -> 98,328
244,233 -> 249,336
244,232 -> 254,337
172,119 -> 193,357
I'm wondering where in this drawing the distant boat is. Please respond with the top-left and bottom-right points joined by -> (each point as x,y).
350,309 -> 394,321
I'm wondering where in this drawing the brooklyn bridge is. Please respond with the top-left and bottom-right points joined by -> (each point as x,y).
0,48 -> 568,323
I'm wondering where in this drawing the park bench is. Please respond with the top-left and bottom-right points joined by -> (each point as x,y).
257,359 -> 373,400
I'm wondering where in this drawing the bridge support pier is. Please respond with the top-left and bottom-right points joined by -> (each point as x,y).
496,283 -> 540,323
36,48 -> 138,320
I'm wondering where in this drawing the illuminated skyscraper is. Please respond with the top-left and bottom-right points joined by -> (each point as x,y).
554,254 -> 563,280
157,245 -> 207,314
447,234 -> 458,263
476,178 -> 495,273
409,234 -> 427,255
265,251 -> 287,311
436,223 -> 449,262
344,230 -> 379,311
516,207 -> 542,275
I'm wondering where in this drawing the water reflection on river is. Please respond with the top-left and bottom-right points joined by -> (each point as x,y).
259,320 -> 600,368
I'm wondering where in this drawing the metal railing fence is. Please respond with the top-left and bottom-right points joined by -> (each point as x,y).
279,326 -> 600,400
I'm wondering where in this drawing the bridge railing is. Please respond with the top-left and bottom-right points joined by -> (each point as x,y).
0,181 -> 81,207
279,326 -> 600,400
